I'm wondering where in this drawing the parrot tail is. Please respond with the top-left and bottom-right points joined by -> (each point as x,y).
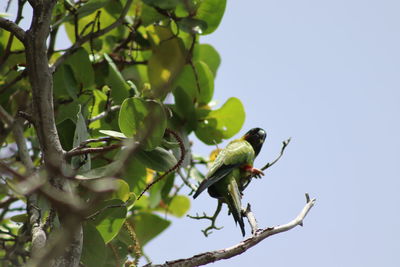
226,180 -> 245,236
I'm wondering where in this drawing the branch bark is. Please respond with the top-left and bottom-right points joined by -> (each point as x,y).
23,0 -> 82,266
145,194 -> 316,267
0,17 -> 26,43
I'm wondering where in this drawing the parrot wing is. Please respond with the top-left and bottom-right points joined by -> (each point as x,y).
193,140 -> 255,199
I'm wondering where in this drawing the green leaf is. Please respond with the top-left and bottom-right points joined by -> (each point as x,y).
198,44 -> 221,77
81,223 -> 107,267
118,97 -> 167,150
173,86 -> 197,131
148,173 -> 174,209
94,199 -> 127,243
165,195 -> 191,217
103,239 -> 129,267
135,2 -> 167,26
123,158 -> 147,195
143,0 -> 179,9
53,64 -> 78,99
136,146 -> 177,172
130,212 -> 170,246
110,179 -> 130,202
195,97 -> 245,144
65,48 -> 94,88
89,89 -> 108,130
99,130 -> 127,139
104,54 -> 130,104
195,0 -> 226,35
10,214 -> 27,223
56,101 -> 80,124
174,61 -> 214,105
77,162 -> 119,179
71,106 -> 91,171
147,26 -> 185,98
57,119 -> 76,151
177,18 -> 208,34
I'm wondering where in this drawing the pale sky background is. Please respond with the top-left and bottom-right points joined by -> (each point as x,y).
2,0 -> 400,266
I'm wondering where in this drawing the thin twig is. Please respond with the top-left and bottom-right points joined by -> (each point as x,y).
51,0 -> 133,71
65,143 -> 122,159
187,201 -> 223,237
177,169 -> 197,192
88,105 -> 120,124
137,129 -> 186,200
146,194 -> 316,267
261,138 -> 291,171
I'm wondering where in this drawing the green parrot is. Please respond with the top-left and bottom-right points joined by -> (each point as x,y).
193,128 -> 267,236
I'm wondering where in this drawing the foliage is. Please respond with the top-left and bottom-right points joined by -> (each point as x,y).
0,0 -> 249,266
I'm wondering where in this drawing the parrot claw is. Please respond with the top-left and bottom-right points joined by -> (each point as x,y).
251,168 -> 264,178
242,165 -> 264,178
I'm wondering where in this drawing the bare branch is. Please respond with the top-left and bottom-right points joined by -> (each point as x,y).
65,143 -> 122,159
261,138 -> 291,171
242,204 -> 258,235
147,195 -> 316,267
0,17 -> 26,44
88,105 -> 120,124
187,201 -> 223,237
51,0 -> 133,71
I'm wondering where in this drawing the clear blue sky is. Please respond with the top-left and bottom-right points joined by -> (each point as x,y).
3,1 -> 400,266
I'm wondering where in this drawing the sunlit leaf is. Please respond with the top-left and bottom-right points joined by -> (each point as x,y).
143,0 -> 179,9
195,0 -> 227,35
99,130 -> 127,139
110,179 -> 130,202
94,199 -> 127,243
147,26 -> 185,98
195,97 -> 245,144
129,212 -> 170,246
198,44 -> 221,77
166,195 -> 191,217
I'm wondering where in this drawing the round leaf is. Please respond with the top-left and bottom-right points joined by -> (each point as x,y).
195,0 -> 227,35
118,97 -> 167,150
195,97 -> 245,144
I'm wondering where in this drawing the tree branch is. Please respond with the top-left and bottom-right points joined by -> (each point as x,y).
261,138 -> 291,171
242,204 -> 258,235
88,105 -> 120,124
146,194 -> 316,267
65,143 -> 122,159
0,17 -> 26,44
51,0 -> 133,71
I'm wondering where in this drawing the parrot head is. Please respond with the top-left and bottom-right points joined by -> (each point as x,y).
242,128 -> 267,156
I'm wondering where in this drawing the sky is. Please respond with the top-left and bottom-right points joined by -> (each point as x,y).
2,1 -> 400,266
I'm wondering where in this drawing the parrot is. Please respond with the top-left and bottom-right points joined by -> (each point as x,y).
193,128 -> 267,236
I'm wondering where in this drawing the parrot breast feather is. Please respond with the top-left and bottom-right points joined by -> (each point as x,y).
193,140 -> 255,199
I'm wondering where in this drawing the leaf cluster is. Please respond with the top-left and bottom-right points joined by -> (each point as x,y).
0,0 -> 249,265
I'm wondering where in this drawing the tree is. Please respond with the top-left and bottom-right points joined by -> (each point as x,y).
0,0 -> 315,266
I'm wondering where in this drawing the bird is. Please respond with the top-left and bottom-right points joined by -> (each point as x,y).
193,128 -> 267,236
